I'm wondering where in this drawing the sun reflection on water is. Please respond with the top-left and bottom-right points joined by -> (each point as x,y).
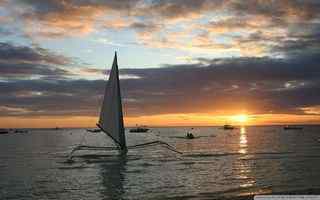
237,127 -> 256,190
239,127 -> 247,154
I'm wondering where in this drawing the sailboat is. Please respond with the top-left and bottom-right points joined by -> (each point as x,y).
68,52 -> 180,160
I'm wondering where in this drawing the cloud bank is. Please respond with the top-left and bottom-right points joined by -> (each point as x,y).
0,1 -> 319,124
0,42 -> 319,118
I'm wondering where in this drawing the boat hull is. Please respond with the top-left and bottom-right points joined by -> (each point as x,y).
129,128 -> 149,133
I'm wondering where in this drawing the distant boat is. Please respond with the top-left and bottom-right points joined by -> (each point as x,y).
223,124 -> 235,130
0,129 -> 9,134
283,125 -> 303,130
14,129 -> 28,133
129,126 -> 149,133
185,128 -> 195,139
68,52 -> 181,160
186,133 -> 195,139
86,129 -> 101,133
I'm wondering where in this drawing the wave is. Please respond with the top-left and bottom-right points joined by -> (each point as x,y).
182,151 -> 297,159
58,165 -> 90,170
252,151 -> 294,155
184,152 -> 241,158
164,185 -> 272,200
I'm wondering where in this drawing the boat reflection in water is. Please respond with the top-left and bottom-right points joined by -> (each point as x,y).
99,155 -> 127,200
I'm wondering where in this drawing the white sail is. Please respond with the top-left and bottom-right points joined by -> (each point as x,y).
98,52 -> 126,150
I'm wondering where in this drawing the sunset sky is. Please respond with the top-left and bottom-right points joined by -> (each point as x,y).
0,0 -> 320,128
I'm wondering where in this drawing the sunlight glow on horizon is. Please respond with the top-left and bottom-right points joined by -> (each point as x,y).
1,113 -> 319,128
231,114 -> 249,124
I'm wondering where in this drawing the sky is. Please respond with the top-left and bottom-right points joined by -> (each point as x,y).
0,0 -> 320,128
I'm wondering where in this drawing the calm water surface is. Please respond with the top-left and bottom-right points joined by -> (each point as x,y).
1,126 -> 320,199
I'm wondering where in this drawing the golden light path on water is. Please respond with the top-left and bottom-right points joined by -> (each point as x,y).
239,127 -> 248,154
238,126 -> 256,190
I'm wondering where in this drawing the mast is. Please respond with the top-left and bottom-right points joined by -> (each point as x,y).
98,52 -> 127,151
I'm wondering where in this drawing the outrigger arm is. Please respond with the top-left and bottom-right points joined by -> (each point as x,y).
67,140 -> 182,162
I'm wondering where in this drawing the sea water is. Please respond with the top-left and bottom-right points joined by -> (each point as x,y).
1,126 -> 320,199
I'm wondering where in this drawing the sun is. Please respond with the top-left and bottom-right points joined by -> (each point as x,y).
232,114 -> 249,124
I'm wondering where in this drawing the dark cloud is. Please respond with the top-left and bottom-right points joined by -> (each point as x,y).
1,53 -> 319,117
229,0 -> 320,22
0,62 -> 70,79
0,42 -> 72,79
119,54 -> 320,116
272,24 -> 320,58
19,0 -> 140,13
146,0 -> 225,20
0,42 -> 69,65
0,79 -> 103,116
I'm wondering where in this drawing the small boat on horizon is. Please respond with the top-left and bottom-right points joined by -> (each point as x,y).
283,125 -> 303,130
185,128 -> 195,139
186,132 -> 195,139
0,129 -> 9,134
129,125 -> 149,133
86,128 -> 101,133
14,129 -> 28,134
223,124 -> 235,130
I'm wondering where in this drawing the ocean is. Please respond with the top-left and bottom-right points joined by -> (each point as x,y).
1,126 -> 320,199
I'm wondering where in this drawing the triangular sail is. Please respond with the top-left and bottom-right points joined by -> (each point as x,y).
98,52 -> 126,150
67,52 -> 182,160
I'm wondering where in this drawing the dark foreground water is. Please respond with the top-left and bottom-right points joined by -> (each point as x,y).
1,126 -> 320,199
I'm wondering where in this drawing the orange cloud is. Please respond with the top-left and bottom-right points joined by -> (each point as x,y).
23,5 -> 105,38
4,0 -> 316,58
300,106 -> 320,115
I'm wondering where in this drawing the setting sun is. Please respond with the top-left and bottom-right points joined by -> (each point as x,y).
232,114 -> 249,124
